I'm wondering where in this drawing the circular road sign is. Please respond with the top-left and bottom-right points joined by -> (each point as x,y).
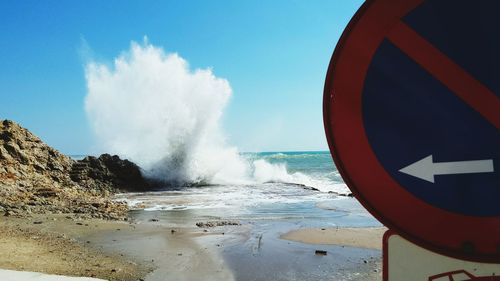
324,0 -> 500,261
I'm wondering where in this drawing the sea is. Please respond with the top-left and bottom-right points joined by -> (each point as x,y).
72,151 -> 379,228
73,151 -> 383,280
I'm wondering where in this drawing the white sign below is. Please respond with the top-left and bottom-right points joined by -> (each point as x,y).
384,232 -> 500,281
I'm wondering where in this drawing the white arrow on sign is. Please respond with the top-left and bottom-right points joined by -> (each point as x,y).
399,155 -> 494,183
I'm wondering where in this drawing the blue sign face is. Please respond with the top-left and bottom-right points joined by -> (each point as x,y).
362,0 -> 500,216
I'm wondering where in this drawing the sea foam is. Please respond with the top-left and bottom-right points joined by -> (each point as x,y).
84,40 -> 346,193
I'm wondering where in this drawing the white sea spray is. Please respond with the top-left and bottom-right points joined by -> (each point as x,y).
84,40 -> 347,194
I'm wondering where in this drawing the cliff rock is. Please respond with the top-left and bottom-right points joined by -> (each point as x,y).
0,120 -> 133,219
70,154 -> 151,192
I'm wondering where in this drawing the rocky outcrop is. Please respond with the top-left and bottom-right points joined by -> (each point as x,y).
0,120 -> 131,219
70,154 -> 151,192
195,221 -> 241,228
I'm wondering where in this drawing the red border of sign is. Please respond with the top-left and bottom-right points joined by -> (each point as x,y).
324,0 -> 500,262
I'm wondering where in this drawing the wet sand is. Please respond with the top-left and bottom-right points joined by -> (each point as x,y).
0,213 -> 234,281
281,227 -> 387,250
84,221 -> 235,281
0,214 -> 150,281
0,213 -> 384,281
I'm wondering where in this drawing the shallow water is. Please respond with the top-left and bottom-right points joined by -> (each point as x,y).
109,151 -> 383,280
121,183 -> 379,229
219,221 -> 381,281
123,188 -> 382,281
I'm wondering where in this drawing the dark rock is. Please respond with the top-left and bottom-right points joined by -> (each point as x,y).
70,153 -> 151,192
315,250 -> 327,256
196,220 -> 241,228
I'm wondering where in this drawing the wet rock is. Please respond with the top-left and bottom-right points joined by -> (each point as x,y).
195,220 -> 241,228
70,153 -> 151,192
315,250 -> 327,256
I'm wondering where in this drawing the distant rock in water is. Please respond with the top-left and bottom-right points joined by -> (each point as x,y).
70,154 -> 151,192
0,119 -> 150,219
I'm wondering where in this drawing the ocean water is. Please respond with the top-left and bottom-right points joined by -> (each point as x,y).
82,151 -> 381,281
243,151 -> 347,193
103,151 -> 379,227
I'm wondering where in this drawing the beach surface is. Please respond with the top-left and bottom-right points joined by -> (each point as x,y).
0,213 -> 237,281
0,212 -> 384,281
0,214 -> 150,281
281,227 -> 387,250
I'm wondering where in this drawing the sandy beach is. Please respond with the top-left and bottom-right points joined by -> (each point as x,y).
0,214 -> 150,281
0,212 -> 385,281
0,120 -> 386,280
281,227 -> 387,250
0,213 -> 237,281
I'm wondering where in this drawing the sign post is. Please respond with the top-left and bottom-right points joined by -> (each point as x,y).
323,0 -> 500,276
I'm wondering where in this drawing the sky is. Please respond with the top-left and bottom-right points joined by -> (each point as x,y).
0,0 -> 363,155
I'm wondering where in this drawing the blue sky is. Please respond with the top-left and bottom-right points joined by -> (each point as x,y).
0,0 -> 363,154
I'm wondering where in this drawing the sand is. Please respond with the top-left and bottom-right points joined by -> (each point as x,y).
281,227 -> 387,250
0,215 -> 150,281
280,227 -> 387,281
0,213 -> 233,281
0,213 -> 385,281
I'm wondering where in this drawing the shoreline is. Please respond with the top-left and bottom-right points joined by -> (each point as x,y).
0,213 -> 384,281
0,213 -> 236,281
0,214 -> 151,281
281,227 -> 387,250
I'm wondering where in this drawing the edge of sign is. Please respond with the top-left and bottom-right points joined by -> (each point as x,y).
382,230 -> 392,281
323,0 -> 500,263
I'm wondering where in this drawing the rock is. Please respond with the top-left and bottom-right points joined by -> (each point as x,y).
35,187 -> 58,197
315,250 -> 327,256
70,153 -> 152,192
195,220 -> 241,228
0,120 -> 129,220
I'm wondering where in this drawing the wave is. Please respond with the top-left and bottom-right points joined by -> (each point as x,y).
84,40 -> 347,194
251,159 -> 349,194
